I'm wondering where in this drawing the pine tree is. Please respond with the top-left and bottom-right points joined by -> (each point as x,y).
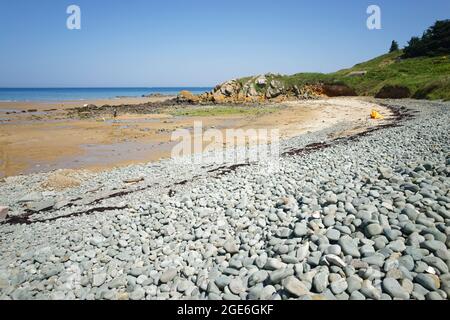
389,40 -> 399,53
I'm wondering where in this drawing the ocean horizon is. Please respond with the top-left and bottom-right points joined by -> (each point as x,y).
0,87 -> 212,102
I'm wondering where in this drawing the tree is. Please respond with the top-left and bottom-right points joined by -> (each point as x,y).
403,37 -> 423,58
389,40 -> 399,53
403,19 -> 450,58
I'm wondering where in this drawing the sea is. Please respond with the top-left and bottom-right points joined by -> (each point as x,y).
0,87 -> 212,102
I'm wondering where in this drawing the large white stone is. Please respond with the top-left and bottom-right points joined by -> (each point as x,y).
0,206 -> 8,221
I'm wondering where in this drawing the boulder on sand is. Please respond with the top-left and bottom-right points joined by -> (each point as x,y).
177,90 -> 200,103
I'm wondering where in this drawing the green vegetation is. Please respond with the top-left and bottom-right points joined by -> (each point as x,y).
332,51 -> 450,100
169,105 -> 277,117
389,40 -> 399,53
234,21 -> 450,101
281,72 -> 335,87
403,20 -> 450,58
242,50 -> 450,101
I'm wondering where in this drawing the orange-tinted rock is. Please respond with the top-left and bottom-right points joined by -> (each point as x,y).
212,92 -> 226,103
177,90 -> 200,103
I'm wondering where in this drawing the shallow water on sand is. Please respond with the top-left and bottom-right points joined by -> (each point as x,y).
0,87 -> 212,102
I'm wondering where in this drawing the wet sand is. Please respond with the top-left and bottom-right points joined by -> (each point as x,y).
0,97 -> 391,178
0,96 -> 174,111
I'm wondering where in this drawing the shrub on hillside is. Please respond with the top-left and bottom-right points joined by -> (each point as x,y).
375,85 -> 411,99
389,40 -> 399,53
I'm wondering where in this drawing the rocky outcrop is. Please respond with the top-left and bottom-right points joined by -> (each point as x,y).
347,71 -> 367,77
375,85 -> 411,99
177,74 -> 360,105
191,74 -> 326,104
177,90 -> 200,104
265,80 -> 285,99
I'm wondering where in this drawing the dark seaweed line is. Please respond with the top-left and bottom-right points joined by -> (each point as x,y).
281,103 -> 416,157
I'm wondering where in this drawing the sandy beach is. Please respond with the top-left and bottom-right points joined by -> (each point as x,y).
0,96 -> 392,178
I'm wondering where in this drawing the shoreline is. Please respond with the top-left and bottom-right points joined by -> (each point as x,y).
0,96 -> 176,111
0,97 -> 392,179
0,95 -> 173,103
0,99 -> 449,300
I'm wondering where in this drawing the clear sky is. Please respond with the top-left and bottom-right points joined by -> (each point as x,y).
0,0 -> 449,87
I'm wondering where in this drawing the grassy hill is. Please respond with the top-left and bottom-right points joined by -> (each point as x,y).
269,51 -> 450,101
333,51 -> 450,100
207,21 -> 450,103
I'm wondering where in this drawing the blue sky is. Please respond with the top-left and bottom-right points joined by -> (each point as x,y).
0,0 -> 449,87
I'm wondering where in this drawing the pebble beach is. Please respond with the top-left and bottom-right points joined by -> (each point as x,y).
0,98 -> 449,300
